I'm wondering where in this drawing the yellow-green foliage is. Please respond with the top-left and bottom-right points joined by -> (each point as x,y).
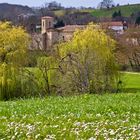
0,22 -> 30,100
57,24 -> 119,93
0,22 -> 29,66
37,56 -> 59,84
59,24 -> 115,59
36,24 -> 119,95
37,56 -> 60,95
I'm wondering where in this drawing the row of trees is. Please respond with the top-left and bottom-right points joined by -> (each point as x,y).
1,23 -> 139,100
0,22 -> 120,100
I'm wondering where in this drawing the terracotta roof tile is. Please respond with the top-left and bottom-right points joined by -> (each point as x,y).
57,25 -> 85,32
101,22 -> 123,26
42,16 -> 54,19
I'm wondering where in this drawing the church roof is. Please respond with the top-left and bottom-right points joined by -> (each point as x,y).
42,16 -> 54,19
57,25 -> 85,32
101,21 -> 123,27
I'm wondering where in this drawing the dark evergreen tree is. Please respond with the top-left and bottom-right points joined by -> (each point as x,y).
118,10 -> 122,17
54,19 -> 65,28
112,11 -> 118,18
136,16 -> 140,25
112,10 -> 122,19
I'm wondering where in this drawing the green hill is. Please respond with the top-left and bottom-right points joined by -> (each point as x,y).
91,4 -> 140,17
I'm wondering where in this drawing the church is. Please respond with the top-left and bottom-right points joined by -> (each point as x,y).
41,16 -> 85,50
30,16 -> 127,50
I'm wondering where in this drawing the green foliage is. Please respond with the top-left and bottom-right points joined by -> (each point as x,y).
55,24 -> 119,94
122,72 -> 140,92
0,22 -> 36,100
27,50 -> 48,67
112,10 -> 122,18
0,92 -> 139,139
136,16 -> 140,25
37,56 -> 59,95
0,22 -> 28,66
37,24 -> 119,95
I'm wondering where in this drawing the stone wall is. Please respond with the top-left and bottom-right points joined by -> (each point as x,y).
30,33 -> 43,50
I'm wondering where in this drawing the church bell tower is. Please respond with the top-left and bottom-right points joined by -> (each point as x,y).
41,16 -> 54,34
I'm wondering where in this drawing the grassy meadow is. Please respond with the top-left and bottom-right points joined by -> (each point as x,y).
0,72 -> 140,139
91,4 -> 140,17
52,4 -> 140,18
53,9 -> 94,17
122,72 -> 140,92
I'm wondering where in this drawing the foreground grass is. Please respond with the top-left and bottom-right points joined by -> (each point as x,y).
0,93 -> 140,139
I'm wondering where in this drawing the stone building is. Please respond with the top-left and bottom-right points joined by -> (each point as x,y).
41,16 -> 85,50
31,17 -> 128,50
101,21 -> 128,34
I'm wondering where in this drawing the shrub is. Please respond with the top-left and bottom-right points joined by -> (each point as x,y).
38,24 -> 120,95
0,22 -> 38,100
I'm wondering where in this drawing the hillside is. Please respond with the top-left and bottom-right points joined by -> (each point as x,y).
91,4 -> 140,17
0,3 -> 34,20
0,3 -> 139,21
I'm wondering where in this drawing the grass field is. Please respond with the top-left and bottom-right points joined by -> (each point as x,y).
53,10 -> 65,17
52,4 -> 140,18
0,93 -> 140,139
91,4 -> 140,17
0,72 -> 140,139
53,9 -> 94,17
122,72 -> 140,92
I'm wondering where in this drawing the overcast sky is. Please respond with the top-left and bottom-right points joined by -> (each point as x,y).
0,0 -> 140,7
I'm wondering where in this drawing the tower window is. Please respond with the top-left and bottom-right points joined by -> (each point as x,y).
49,21 -> 51,28
43,21 -> 45,27
63,36 -> 65,41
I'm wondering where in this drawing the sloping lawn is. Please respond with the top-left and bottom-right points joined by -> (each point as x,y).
91,4 -> 140,17
0,93 -> 140,139
122,72 -> 140,92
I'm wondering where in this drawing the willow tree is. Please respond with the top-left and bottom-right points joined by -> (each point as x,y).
56,24 -> 119,94
0,22 -> 30,100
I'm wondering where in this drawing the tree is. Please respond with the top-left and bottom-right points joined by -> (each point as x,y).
98,0 -> 115,9
55,24 -> 119,94
40,1 -> 63,12
0,22 -> 30,100
37,23 -> 118,95
136,16 -> 140,25
37,56 -> 60,96
112,11 -> 118,18
116,27 -> 140,71
54,19 -> 65,28
112,10 -> 122,20
47,1 -> 62,10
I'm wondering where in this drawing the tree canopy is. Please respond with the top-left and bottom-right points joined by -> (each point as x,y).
0,22 -> 29,66
98,0 -> 115,9
0,22 -> 30,100
38,24 -> 119,95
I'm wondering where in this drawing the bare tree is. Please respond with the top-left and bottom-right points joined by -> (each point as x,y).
98,0 -> 115,9
116,27 -> 140,71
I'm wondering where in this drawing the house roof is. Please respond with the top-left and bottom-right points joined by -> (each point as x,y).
42,16 -> 54,19
101,21 -> 123,27
56,25 -> 85,32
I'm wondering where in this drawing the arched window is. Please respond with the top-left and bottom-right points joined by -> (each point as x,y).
49,21 -> 51,28
63,36 -> 65,41
43,21 -> 45,27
